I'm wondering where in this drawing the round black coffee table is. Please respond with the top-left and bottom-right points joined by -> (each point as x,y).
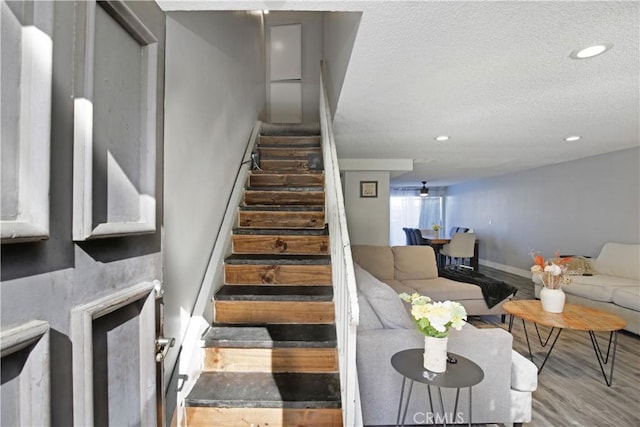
391,349 -> 484,427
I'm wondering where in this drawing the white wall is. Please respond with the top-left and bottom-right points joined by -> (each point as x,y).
344,171 -> 390,245
163,9 -> 265,399
446,147 -> 640,274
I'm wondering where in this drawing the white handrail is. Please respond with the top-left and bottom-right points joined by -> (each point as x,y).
319,61 -> 362,427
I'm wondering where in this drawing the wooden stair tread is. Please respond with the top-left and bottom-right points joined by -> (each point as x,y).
215,300 -> 335,324
238,214 -> 325,230
257,155 -> 318,160
241,204 -> 324,209
185,372 -> 341,409
245,186 -> 324,192
239,205 -> 323,211
250,169 -> 323,175
232,227 -> 328,236
243,189 -> 325,206
258,145 -> 321,150
259,137 -> 321,144
231,233 -> 329,255
225,254 -> 330,265
203,324 -> 337,348
249,173 -> 325,188
258,144 -> 321,150
259,123 -> 320,136
215,285 -> 332,301
259,157 -> 323,171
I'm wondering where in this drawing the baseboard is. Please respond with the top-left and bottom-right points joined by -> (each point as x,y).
479,259 -> 531,278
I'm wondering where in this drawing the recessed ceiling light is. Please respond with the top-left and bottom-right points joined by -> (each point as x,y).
564,136 -> 581,142
570,44 -> 612,60
435,136 -> 450,141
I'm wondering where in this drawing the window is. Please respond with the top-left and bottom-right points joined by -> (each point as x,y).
390,187 -> 444,246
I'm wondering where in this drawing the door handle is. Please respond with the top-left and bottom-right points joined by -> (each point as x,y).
155,337 -> 175,362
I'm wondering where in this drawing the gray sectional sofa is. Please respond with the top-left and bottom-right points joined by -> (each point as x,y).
352,244 -> 514,316
533,242 -> 640,334
352,245 -> 537,426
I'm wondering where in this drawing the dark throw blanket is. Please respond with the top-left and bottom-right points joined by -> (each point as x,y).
438,268 -> 518,308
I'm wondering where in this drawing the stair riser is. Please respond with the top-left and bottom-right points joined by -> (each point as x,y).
204,348 -> 338,373
249,173 -> 324,187
244,191 -> 325,206
232,235 -> 329,255
215,301 -> 335,324
238,211 -> 325,229
258,147 -> 321,158
260,159 -> 313,171
224,264 -> 332,285
259,135 -> 321,146
185,407 -> 342,427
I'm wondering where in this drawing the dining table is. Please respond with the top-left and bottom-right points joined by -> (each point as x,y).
420,230 -> 479,270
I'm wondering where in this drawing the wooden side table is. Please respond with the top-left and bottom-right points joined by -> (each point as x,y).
504,300 -> 627,386
391,349 -> 484,427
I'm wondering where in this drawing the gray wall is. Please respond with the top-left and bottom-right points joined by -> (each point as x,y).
344,171 -> 391,245
0,1 -> 165,425
446,147 -> 640,274
163,8 -> 266,401
323,11 -> 361,118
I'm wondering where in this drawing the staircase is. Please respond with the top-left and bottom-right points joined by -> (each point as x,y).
184,128 -> 343,426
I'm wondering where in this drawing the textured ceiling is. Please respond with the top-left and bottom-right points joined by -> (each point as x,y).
159,1 -> 640,187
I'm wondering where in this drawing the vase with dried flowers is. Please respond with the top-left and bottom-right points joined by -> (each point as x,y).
530,250 -> 572,313
399,292 -> 467,372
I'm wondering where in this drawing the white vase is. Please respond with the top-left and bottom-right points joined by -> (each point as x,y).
540,287 -> 566,313
423,336 -> 448,373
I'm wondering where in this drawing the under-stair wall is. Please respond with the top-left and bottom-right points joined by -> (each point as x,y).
172,122 -> 262,426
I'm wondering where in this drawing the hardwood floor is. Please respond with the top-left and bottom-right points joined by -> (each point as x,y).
470,266 -> 640,427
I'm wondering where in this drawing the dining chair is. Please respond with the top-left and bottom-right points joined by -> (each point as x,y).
439,232 -> 476,269
411,228 -> 427,245
402,228 -> 414,245
449,226 -> 470,235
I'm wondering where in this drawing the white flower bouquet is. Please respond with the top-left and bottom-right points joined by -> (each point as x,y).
399,293 -> 467,338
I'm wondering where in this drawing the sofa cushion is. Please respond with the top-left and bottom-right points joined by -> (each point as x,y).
353,263 -> 414,329
594,243 -> 640,280
563,275 -> 639,302
382,279 -> 419,296
391,245 -> 438,281
402,277 -> 484,302
356,291 -> 384,330
351,245 -> 395,281
612,287 -> 640,311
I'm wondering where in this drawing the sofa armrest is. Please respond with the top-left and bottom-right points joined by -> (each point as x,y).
447,326 -> 513,418
356,328 -> 425,426
511,349 -> 538,392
